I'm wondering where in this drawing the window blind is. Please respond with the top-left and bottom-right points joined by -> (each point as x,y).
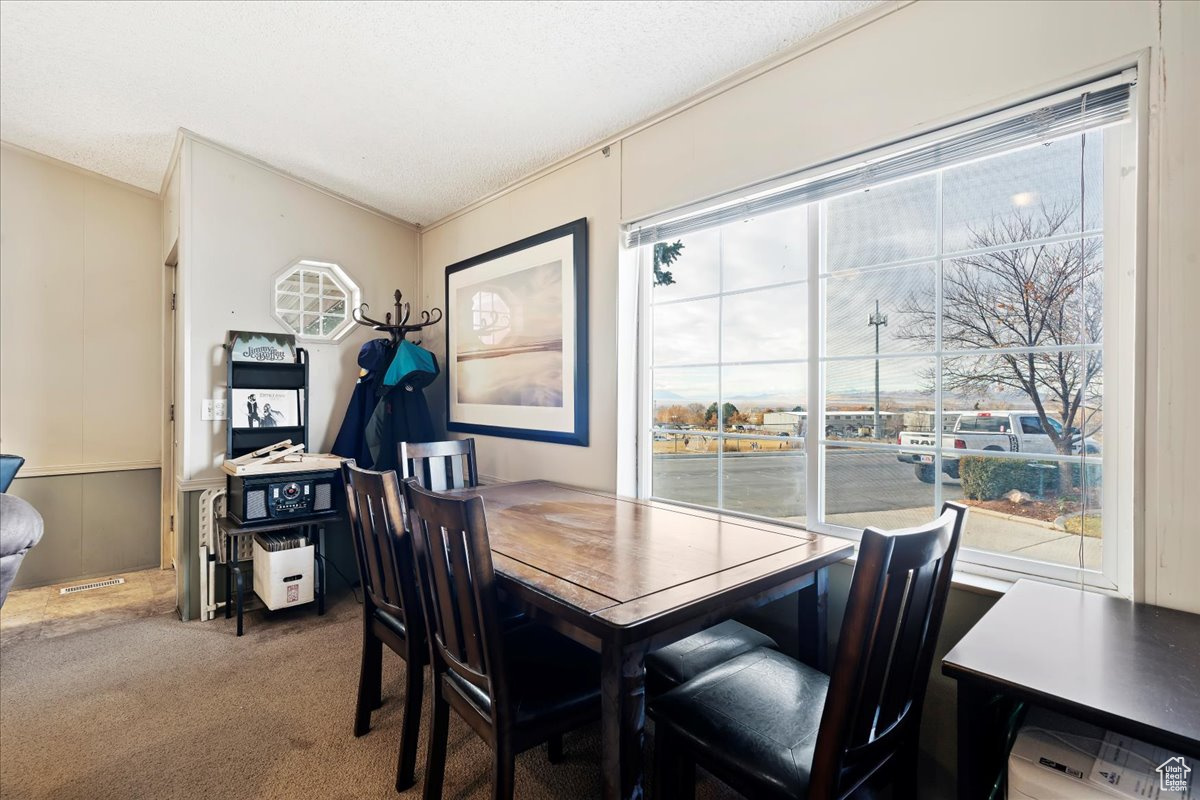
625,71 -> 1135,249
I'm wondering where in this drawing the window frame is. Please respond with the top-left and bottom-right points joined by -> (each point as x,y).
633,76 -> 1141,595
271,258 -> 361,343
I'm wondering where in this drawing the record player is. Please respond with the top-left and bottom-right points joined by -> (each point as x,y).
223,441 -> 344,526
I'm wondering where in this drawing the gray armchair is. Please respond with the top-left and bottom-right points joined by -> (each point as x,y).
0,455 -> 43,606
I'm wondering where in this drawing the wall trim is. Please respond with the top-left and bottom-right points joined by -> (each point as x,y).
176,129 -> 421,231
177,477 -> 224,493
16,460 -> 162,478
419,1 -> 909,233
0,140 -> 161,199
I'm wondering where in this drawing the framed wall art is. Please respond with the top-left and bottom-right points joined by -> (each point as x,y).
445,217 -> 588,446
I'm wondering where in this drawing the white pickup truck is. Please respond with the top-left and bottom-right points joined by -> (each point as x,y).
897,411 -> 1098,483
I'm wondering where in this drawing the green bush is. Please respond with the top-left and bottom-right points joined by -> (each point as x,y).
959,456 -> 1042,500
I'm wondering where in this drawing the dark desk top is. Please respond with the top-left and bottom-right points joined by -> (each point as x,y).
943,579 -> 1200,755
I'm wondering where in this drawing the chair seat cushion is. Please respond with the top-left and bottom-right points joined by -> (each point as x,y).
646,620 -> 779,695
649,647 -> 829,800
445,623 -> 600,728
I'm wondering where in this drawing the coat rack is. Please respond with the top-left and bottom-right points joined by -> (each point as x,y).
351,289 -> 443,344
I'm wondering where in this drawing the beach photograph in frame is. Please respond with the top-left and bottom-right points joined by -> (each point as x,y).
445,218 -> 588,446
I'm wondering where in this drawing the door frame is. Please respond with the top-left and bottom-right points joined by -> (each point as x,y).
161,243 -> 178,569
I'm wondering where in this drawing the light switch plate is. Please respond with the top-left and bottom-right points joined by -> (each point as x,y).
202,399 -> 228,421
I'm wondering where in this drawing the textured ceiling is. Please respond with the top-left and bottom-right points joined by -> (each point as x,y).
0,1 -> 878,225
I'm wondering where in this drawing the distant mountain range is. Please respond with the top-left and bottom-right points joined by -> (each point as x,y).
654,387 -> 1024,409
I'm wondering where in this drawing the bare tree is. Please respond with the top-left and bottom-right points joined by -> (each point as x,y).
898,203 -> 1103,467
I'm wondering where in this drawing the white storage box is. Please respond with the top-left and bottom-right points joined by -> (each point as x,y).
1010,707 -> 1194,799
252,533 -> 314,611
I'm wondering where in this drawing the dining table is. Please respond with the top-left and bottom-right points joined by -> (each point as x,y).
445,480 -> 855,800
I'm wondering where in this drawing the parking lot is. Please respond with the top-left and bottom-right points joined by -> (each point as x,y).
652,449 -> 964,518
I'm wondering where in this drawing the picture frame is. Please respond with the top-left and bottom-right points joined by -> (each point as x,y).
445,217 -> 588,446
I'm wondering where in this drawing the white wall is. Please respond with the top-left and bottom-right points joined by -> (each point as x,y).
419,147 -> 622,490
0,143 -> 161,473
418,0 -> 1200,614
178,139 -> 420,483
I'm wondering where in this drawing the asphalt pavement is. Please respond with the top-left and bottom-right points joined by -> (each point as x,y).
652,449 -> 965,518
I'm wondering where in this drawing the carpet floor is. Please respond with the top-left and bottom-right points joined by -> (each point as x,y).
0,588 -> 744,800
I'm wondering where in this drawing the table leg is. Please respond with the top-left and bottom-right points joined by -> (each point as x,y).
317,525 -> 326,616
957,679 -> 1010,800
234,562 -> 245,637
797,566 -> 829,671
601,641 -> 648,800
224,532 -> 233,620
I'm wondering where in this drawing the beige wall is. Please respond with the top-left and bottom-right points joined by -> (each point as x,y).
418,0 -> 1200,614
620,0 -> 1159,222
0,144 -> 163,587
1144,0 -> 1200,616
0,144 -> 162,474
419,147 -> 622,490
177,139 -> 420,483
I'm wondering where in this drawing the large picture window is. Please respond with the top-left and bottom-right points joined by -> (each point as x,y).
633,73 -> 1137,587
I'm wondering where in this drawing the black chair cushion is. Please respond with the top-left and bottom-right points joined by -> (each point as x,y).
649,647 -> 829,800
646,620 -> 779,696
444,623 -> 600,728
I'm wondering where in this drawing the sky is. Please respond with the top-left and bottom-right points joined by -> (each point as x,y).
649,130 -> 1108,411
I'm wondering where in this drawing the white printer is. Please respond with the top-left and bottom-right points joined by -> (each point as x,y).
1009,708 -> 1194,800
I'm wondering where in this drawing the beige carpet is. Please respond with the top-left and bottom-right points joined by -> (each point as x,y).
0,588 -> 743,800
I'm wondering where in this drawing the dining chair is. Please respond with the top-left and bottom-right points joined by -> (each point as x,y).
342,462 -> 428,792
399,438 -> 478,492
650,502 -> 968,800
645,619 -> 780,697
403,478 -> 601,800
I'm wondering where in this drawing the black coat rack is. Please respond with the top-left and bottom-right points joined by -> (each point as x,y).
351,289 -> 443,345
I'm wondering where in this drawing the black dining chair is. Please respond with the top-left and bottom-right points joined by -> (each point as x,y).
403,478 -> 601,800
650,502 -> 968,800
342,462 -> 428,792
399,439 -> 478,492
645,619 -> 780,697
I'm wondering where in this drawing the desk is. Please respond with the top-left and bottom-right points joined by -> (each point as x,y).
447,480 -> 854,800
943,580 -> 1200,799
215,513 -> 341,636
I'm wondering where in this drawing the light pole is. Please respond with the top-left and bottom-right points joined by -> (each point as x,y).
868,299 -> 888,439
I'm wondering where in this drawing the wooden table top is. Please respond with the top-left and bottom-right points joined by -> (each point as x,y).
944,579 -> 1200,755
449,481 -> 853,632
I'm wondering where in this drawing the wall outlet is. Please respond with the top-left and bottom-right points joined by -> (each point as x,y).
202,399 -> 228,421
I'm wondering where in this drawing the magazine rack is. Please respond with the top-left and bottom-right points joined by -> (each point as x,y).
225,340 -> 309,458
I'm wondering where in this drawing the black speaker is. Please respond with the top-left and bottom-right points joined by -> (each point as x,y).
227,469 -> 340,526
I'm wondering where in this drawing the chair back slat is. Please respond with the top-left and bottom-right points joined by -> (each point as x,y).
404,479 -> 504,698
810,502 -> 968,797
342,462 -> 423,629
850,563 -> 909,744
877,560 -> 938,727
400,439 -> 478,494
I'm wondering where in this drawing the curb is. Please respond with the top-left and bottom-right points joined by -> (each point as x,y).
964,504 -> 1066,533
